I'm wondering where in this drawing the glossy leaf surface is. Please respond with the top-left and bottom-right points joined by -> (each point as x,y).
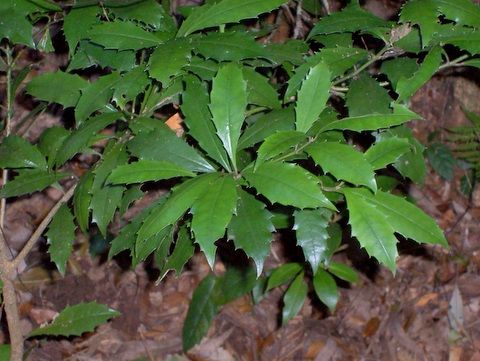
307,142 -> 377,191
30,302 -> 120,337
228,190 -> 274,276
46,204 -> 76,275
243,162 -> 335,210
295,62 -> 331,133
191,175 -> 237,267
108,160 -> 195,184
177,0 -> 286,37
209,63 -> 247,167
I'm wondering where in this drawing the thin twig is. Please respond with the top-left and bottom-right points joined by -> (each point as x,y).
438,54 -> 470,71
0,46 -> 13,229
333,46 -> 390,86
0,44 -> 24,361
12,183 -> 77,271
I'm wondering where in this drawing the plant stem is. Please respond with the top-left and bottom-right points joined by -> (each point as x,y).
12,184 -> 77,271
1,46 -> 13,228
273,136 -> 317,162
1,276 -> 23,361
333,46 -> 390,86
0,45 -> 24,361
438,54 -> 471,71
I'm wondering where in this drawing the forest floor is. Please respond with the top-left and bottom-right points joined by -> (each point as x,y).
2,1 -> 480,361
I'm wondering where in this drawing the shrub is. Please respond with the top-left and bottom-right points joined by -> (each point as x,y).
1,0 -> 479,359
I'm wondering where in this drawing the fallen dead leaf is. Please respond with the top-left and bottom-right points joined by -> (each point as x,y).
449,345 -> 463,361
29,307 -> 58,325
363,317 -> 380,337
305,339 -> 326,359
165,112 -> 184,136
415,293 -> 438,308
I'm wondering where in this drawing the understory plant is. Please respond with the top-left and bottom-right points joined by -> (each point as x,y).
1,0 -> 479,358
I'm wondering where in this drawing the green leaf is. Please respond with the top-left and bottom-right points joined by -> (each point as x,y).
26,71 -> 88,108
285,47 -> 368,100
243,162 -> 335,210
344,187 -> 448,271
108,160 -> 195,184
294,209 -> 332,274
140,79 -> 183,116
307,142 -> 376,191
0,345 -> 10,360
380,57 -> 419,88
128,125 -> 215,173
112,66 -> 150,108
149,38 -> 192,85
396,46 -> 443,102
177,0 -> 286,37
182,274 -> 217,351
108,199 -> 163,258
379,126 -> 426,183
28,0 -> 61,11
38,127 -> 70,168
262,40 -> 309,66
109,0 -> 173,30
0,8 -> 33,47
210,63 -> 247,167
227,189 -> 274,276
46,204 -> 76,275
184,55 -> 219,80
267,262 -> 302,291
429,25 -> 480,55
376,175 -> 400,192
193,31 -> 268,62
320,104 -> 421,132
92,142 -> 129,191
435,0 -> 480,27
159,225 -> 195,279
137,173 -> 221,242
345,74 -> 392,117
243,67 -> 281,109
343,188 -> 398,272
87,20 -> 160,50
282,272 -> 307,325
212,266 -> 257,305
365,137 -> 411,170
56,113 -> 122,166
191,175 -> 237,267
68,41 -> 136,72
75,73 -> 121,124
313,269 -> 338,312
29,302 -> 120,337
371,189 -> 447,246
309,2 -> 388,37
74,171 -> 94,233
295,62 -> 331,133
0,135 -> 47,170
63,5 -> 99,54
0,170 -> 68,198
399,0 -> 438,46
328,261 -> 358,283
426,142 -> 455,181
182,77 -> 230,170
90,185 -> 124,237
255,131 -> 306,170
463,59 -> 480,69
238,107 -> 295,150
119,185 -> 143,215
134,225 -> 172,266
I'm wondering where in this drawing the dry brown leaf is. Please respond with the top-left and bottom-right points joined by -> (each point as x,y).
165,112 -> 184,136
415,293 -> 438,308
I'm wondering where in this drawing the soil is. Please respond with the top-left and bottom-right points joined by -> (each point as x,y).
2,1 -> 480,361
